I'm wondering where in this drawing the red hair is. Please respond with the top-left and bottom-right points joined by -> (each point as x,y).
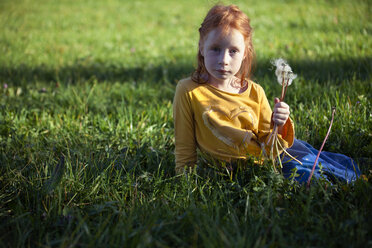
192,4 -> 255,86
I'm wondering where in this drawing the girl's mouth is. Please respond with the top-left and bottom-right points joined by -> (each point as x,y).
216,69 -> 228,74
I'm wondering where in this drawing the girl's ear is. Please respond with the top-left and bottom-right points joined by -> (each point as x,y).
199,41 -> 204,56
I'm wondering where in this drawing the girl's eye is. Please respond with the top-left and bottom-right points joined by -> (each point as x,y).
212,47 -> 220,52
230,49 -> 238,54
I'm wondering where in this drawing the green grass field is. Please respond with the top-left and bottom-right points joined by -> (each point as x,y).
0,0 -> 371,247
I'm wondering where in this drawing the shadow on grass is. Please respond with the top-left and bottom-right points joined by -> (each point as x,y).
0,57 -> 371,85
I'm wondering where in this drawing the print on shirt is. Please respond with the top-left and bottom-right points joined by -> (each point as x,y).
202,105 -> 258,150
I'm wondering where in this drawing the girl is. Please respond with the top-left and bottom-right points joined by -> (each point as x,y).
173,4 -> 359,182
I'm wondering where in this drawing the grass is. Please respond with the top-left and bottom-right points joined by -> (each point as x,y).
0,0 -> 371,247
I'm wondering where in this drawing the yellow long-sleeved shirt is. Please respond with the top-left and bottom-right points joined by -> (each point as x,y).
173,77 -> 294,173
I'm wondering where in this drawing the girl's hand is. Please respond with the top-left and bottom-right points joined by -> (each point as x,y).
273,97 -> 290,127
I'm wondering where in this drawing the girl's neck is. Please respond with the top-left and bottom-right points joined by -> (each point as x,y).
207,76 -> 247,94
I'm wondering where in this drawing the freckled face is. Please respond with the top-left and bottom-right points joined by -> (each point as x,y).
200,28 -> 246,84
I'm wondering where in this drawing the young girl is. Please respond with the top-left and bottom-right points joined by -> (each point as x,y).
173,4 -> 359,182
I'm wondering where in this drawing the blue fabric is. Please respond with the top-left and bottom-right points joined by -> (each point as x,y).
281,139 -> 360,183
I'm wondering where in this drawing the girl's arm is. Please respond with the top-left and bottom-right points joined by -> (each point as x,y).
173,81 -> 197,174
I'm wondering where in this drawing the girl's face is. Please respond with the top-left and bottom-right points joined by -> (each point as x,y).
200,27 -> 246,84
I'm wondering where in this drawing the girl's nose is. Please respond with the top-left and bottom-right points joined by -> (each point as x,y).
218,50 -> 229,65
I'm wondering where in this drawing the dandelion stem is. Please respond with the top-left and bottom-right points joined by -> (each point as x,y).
269,58 -> 297,173
277,139 -> 303,165
281,78 -> 290,101
275,139 -> 282,168
267,125 -> 275,145
280,71 -> 286,99
306,107 -> 336,188
269,126 -> 278,151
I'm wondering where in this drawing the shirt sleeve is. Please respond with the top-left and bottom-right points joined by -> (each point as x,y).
173,81 -> 197,174
256,86 -> 294,156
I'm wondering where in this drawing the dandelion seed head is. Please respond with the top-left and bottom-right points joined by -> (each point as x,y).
272,58 -> 297,86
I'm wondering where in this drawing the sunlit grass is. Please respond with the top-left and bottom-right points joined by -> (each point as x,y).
0,0 -> 371,247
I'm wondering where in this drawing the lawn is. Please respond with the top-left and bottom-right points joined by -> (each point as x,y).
0,0 -> 371,247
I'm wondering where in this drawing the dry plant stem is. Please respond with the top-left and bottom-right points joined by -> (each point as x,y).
266,126 -> 276,145
306,108 -> 336,188
268,71 -> 294,171
280,83 -> 285,100
280,71 -> 288,100
280,78 -> 289,101
275,138 -> 282,168
277,140 -> 303,165
269,128 -> 277,153
268,61 -> 299,172
268,75 -> 287,170
267,77 -> 287,145
269,145 -> 278,172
